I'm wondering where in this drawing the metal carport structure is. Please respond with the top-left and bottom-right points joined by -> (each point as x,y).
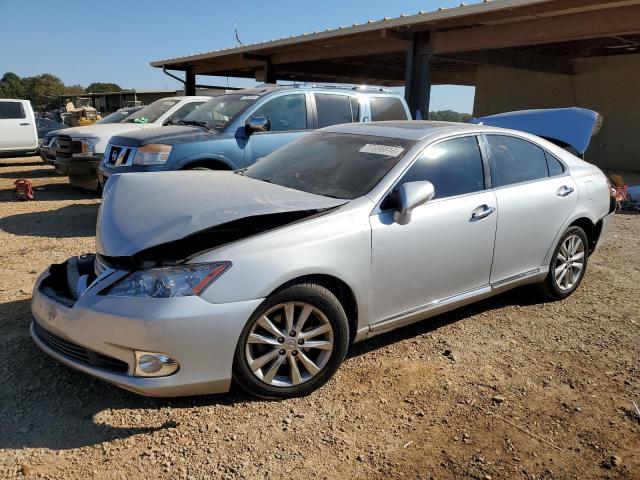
151,0 -> 640,172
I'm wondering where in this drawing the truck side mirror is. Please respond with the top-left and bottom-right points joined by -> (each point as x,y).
245,116 -> 270,135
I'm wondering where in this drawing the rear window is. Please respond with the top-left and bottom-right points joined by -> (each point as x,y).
486,135 -> 549,187
0,102 -> 25,119
315,94 -> 354,128
370,97 -> 408,121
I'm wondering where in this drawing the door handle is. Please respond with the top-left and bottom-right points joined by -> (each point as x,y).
557,185 -> 574,197
19,122 -> 30,126
471,204 -> 495,221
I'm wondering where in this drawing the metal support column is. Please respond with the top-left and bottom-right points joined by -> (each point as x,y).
264,58 -> 276,84
404,31 -> 432,120
185,70 -> 196,96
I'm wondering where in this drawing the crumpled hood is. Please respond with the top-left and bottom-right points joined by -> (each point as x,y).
97,171 -> 346,257
109,125 -> 222,148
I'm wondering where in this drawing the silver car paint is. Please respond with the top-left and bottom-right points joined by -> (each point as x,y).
97,170 -> 345,257
31,121 -> 612,396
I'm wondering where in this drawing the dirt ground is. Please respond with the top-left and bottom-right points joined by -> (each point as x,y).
0,156 -> 638,480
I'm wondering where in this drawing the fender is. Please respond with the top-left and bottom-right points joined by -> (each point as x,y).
175,153 -> 237,171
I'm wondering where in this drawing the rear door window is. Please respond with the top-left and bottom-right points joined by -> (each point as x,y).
486,135 -> 549,187
399,136 -> 485,199
0,101 -> 25,119
252,94 -> 307,132
370,97 -> 408,121
315,94 -> 354,128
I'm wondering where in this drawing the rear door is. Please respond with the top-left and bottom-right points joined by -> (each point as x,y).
243,92 -> 312,164
313,93 -> 358,127
484,134 -> 578,283
0,100 -> 37,151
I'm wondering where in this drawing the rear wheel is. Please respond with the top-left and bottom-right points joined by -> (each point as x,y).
233,283 -> 349,399
541,226 -> 588,299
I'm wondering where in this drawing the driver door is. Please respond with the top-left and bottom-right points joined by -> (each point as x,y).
370,135 -> 497,323
243,93 -> 313,164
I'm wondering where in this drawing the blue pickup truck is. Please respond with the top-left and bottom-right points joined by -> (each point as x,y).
98,84 -> 410,185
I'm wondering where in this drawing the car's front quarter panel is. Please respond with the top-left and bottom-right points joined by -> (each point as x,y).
192,198 -> 374,333
30,267 -> 263,396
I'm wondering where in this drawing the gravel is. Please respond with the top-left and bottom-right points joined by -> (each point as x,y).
1,156 -> 639,479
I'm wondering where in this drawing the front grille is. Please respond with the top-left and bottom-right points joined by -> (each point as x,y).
33,321 -> 129,373
106,145 -> 130,165
56,136 -> 81,156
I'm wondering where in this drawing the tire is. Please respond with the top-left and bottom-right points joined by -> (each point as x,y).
541,226 -> 589,300
233,283 -> 350,399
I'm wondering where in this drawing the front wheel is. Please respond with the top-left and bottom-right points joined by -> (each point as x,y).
541,226 -> 589,299
233,283 -> 349,399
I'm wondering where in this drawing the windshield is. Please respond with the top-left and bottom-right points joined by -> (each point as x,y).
96,108 -> 139,124
245,132 -> 416,199
124,99 -> 179,124
181,93 -> 259,130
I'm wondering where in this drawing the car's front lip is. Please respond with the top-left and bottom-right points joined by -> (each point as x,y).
30,267 -> 263,397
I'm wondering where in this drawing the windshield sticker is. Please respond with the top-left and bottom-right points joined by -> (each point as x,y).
163,101 -> 178,106
241,95 -> 259,100
359,144 -> 405,157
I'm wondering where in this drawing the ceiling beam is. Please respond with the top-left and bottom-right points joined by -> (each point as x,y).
431,4 -> 640,54
438,49 -> 575,74
277,61 -> 405,82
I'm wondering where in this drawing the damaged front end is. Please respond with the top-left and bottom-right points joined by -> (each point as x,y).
96,170 -> 346,268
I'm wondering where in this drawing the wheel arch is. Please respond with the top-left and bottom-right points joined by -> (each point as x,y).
182,158 -> 235,170
568,217 -> 598,253
268,274 -> 359,343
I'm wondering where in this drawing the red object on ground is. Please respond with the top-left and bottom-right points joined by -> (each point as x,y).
14,179 -> 34,201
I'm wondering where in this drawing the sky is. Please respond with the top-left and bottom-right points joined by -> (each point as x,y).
0,0 -> 479,113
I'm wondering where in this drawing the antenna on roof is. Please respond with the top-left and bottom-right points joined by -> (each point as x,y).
234,19 -> 243,46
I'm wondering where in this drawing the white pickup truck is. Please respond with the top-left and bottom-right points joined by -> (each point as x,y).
0,99 -> 39,155
52,96 -> 209,190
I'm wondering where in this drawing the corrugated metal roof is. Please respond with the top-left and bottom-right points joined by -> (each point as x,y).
150,0 -> 549,67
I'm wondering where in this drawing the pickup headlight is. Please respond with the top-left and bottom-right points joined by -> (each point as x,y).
104,262 -> 231,298
73,137 -> 100,157
133,144 -> 172,165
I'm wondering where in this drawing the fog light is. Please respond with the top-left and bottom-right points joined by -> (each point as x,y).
134,351 -> 179,377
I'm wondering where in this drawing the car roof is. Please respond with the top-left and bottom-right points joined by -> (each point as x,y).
323,121 -> 486,140
225,84 -> 403,97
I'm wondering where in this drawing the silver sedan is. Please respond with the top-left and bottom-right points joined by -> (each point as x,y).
31,121 -> 613,398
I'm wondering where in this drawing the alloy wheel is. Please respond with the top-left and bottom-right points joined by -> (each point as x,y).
245,302 -> 334,387
553,234 -> 585,291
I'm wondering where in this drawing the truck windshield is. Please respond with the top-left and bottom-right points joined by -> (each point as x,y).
244,132 -> 415,199
124,99 -> 179,124
96,108 -> 140,124
181,94 -> 259,130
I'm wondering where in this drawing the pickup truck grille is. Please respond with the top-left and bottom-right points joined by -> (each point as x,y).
56,135 -> 81,157
105,145 -> 132,165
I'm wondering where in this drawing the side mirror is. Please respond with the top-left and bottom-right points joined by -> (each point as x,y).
393,181 -> 435,225
245,115 -> 270,135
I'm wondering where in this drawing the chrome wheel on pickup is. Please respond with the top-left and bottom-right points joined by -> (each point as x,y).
234,284 -> 349,399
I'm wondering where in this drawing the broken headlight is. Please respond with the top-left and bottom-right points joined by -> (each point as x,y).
104,262 -> 231,298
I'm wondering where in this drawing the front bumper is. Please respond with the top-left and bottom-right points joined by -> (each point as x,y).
55,155 -> 103,190
30,259 -> 263,396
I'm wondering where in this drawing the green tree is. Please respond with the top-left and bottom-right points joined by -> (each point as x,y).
86,82 -> 122,93
428,110 -> 472,123
0,72 -> 26,98
64,84 -> 85,95
24,74 -> 66,109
